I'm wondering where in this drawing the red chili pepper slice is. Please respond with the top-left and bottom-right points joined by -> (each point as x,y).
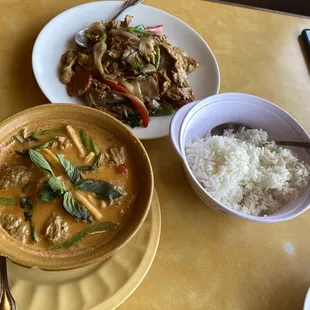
102,78 -> 150,127
103,79 -> 129,93
116,164 -> 128,174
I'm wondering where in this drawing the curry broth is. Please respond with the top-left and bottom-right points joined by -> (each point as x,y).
0,119 -> 138,250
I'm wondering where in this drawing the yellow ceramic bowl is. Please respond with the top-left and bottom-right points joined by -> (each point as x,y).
0,104 -> 154,270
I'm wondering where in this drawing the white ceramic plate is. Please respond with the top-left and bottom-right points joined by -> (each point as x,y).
32,1 -> 220,140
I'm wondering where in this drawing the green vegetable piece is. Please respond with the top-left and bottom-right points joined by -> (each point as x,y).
28,149 -> 54,176
31,128 -> 65,139
32,138 -> 57,150
79,153 -> 103,172
80,129 -> 89,149
151,104 -> 174,116
48,176 -> 66,193
56,153 -> 83,185
38,176 -> 65,202
76,179 -> 122,201
136,63 -> 148,77
90,138 -> 100,156
101,31 -> 107,42
15,138 -> 57,157
127,27 -> 152,37
20,196 -> 33,220
62,192 -> 93,222
38,187 -> 59,202
24,135 -> 40,143
0,197 -> 16,205
135,24 -> 145,31
20,196 -> 39,242
51,221 -> 118,250
154,45 -> 161,70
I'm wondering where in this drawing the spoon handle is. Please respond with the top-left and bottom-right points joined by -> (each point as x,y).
0,257 -> 17,310
110,0 -> 144,21
275,140 -> 310,148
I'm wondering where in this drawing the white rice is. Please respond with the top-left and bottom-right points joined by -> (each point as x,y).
185,128 -> 310,216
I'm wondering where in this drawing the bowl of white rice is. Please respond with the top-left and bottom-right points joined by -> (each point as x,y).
170,93 -> 310,222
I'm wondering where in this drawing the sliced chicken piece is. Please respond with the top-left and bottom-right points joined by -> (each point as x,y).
120,15 -> 133,28
139,37 -> 156,64
60,50 -> 77,84
44,213 -> 69,244
166,85 -> 194,106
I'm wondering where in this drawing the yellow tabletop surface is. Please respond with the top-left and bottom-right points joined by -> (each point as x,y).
1,0 -> 310,309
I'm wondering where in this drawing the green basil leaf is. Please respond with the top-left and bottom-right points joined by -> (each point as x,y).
51,221 -> 118,250
76,179 -> 122,201
38,186 -> 59,202
79,153 -> 103,172
20,196 -> 38,242
20,196 -> 33,217
29,149 -> 54,175
38,177 -> 64,202
47,176 -> 65,193
56,154 -> 82,185
0,197 -> 16,205
62,192 -> 93,222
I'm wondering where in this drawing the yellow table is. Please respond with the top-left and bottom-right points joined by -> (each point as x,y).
1,0 -> 310,309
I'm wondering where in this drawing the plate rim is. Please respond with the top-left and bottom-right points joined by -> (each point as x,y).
32,1 -> 220,140
95,189 -> 161,309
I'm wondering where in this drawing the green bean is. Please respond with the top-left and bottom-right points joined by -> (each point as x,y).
127,27 -> 152,37
51,222 -> 118,250
80,129 -> 89,149
151,104 -> 174,116
90,138 -> 100,156
32,138 -> 57,150
32,128 -> 65,139
0,197 -> 16,205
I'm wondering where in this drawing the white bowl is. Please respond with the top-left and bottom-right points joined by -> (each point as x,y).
170,93 -> 310,223
304,288 -> 310,310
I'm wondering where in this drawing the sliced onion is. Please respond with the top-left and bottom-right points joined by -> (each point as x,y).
110,29 -> 140,41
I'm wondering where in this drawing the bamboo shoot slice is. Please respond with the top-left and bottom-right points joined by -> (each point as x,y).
74,191 -> 102,220
86,194 -> 97,206
66,125 -> 86,157
85,152 -> 96,164
40,149 -> 62,169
